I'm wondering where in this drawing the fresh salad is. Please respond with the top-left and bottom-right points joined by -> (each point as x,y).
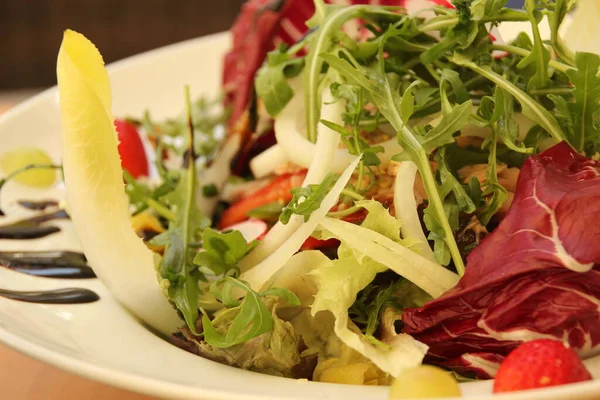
45,0 -> 600,396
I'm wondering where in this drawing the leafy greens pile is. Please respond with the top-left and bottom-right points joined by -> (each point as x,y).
127,0 -> 600,384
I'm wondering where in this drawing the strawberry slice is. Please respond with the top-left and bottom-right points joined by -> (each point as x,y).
493,339 -> 592,393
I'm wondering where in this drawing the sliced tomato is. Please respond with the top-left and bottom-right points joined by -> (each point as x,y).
114,119 -> 149,178
218,170 -> 307,229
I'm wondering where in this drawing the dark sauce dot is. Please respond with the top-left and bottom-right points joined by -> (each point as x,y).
18,200 -> 59,211
0,203 -> 98,305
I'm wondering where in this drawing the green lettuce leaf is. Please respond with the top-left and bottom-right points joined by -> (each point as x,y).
193,228 -> 258,277
202,278 -> 300,348
310,248 -> 428,378
309,200 -> 431,377
180,301 -> 302,378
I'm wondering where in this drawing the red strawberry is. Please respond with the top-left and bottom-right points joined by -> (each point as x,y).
493,339 -> 592,393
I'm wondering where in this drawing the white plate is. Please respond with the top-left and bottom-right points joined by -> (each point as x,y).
0,29 -> 599,400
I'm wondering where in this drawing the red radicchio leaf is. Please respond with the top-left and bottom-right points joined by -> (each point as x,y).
403,142 -> 600,379
223,0 -> 291,127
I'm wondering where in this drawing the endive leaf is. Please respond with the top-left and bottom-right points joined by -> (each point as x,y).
57,30 -> 181,334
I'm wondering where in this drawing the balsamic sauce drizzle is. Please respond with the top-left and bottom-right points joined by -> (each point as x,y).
0,251 -> 95,279
0,200 -> 100,304
18,200 -> 59,211
0,287 -> 99,304
0,209 -> 69,239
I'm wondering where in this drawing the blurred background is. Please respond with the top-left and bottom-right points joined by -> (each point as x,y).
0,0 -> 524,93
0,0 -> 246,90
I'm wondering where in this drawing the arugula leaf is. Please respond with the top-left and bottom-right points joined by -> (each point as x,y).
255,49 -> 305,116
491,88 -> 533,154
421,147 -> 476,265
439,69 -> 470,114
436,147 -> 476,215
444,142 -> 527,172
565,52 -> 600,154
193,228 -> 258,277
419,101 -> 472,153
321,28 -> 467,275
523,125 -> 551,153
279,173 -> 338,224
547,0 -> 576,66
304,4 -> 401,142
548,93 -> 575,141
421,0 -> 479,65
450,52 -> 566,145
478,120 -> 509,226
157,87 -> 210,334
517,0 -> 551,90
124,170 -> 178,219
202,277 -> 300,348
140,95 -> 229,158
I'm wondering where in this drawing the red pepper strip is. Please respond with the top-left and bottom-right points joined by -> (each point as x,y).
218,170 -> 307,229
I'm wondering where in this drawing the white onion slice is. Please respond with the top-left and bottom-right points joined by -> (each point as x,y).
196,133 -> 240,216
319,217 -> 458,298
259,91 -> 403,178
239,88 -> 345,270
250,144 -> 289,179
393,161 -> 437,262
241,156 -> 362,291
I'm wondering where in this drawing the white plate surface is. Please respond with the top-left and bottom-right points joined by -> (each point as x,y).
0,29 -> 599,400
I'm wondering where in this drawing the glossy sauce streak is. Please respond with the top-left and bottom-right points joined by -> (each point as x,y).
0,287 -> 99,304
0,209 -> 68,239
0,204 -> 99,304
0,251 -> 95,279
18,199 -> 59,211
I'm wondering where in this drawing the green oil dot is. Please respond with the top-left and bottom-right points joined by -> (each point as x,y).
0,147 -> 57,188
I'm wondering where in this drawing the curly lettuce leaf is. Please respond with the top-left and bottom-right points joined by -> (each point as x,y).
311,246 -> 428,378
202,278 -> 300,348
180,302 -> 302,378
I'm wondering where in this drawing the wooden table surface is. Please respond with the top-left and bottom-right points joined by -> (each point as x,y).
0,98 -> 156,399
